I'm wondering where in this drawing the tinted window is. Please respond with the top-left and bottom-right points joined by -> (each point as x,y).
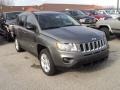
6,12 -> 21,20
63,11 -> 71,15
90,11 -> 99,15
37,13 -> 80,30
71,11 -> 86,16
26,15 -> 36,31
18,15 -> 26,26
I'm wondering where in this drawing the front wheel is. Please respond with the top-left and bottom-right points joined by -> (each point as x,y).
99,27 -> 110,40
39,49 -> 56,76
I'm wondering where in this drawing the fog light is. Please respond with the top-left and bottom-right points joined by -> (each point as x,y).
63,58 -> 73,64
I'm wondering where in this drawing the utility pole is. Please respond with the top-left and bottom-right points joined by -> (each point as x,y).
117,0 -> 119,12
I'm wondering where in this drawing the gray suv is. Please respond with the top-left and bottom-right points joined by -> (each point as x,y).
14,11 -> 109,76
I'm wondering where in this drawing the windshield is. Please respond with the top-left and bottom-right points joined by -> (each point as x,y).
37,13 -> 80,30
72,10 -> 86,17
6,12 -> 21,20
90,10 -> 99,15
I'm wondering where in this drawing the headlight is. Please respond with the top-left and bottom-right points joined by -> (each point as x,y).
57,43 -> 78,52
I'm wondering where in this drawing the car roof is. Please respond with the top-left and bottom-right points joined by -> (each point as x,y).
19,11 -> 64,16
33,11 -> 62,15
18,11 -> 68,18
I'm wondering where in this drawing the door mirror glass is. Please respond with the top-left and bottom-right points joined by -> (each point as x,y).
26,23 -> 36,31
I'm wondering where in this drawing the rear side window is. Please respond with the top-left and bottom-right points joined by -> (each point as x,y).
17,15 -> 26,27
64,11 -> 71,15
70,11 -> 77,16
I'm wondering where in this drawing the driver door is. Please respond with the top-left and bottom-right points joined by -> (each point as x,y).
23,15 -> 38,55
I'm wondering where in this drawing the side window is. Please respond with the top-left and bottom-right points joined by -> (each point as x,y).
64,11 -> 71,15
26,15 -> 36,32
18,15 -> 26,27
71,11 -> 78,16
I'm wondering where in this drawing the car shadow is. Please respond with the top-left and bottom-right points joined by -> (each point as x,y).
109,35 -> 116,41
31,63 -> 41,69
70,58 -> 115,73
115,37 -> 120,40
0,35 -> 10,45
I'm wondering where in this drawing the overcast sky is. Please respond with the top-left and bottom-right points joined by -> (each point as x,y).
15,0 -> 118,7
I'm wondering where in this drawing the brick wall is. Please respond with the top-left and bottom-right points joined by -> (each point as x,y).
0,4 -> 104,12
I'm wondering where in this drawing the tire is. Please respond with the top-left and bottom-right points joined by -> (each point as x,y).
99,27 -> 110,40
39,49 -> 56,76
15,38 -> 24,52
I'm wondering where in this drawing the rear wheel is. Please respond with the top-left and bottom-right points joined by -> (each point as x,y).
99,27 -> 110,40
15,38 -> 24,52
39,49 -> 56,76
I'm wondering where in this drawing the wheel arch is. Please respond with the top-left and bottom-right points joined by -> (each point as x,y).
37,44 -> 50,59
99,25 -> 113,33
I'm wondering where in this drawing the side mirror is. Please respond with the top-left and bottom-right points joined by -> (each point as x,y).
26,24 -> 36,31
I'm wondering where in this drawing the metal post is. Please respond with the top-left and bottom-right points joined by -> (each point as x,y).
117,0 -> 119,12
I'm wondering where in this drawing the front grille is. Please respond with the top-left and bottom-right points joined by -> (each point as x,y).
80,39 -> 106,52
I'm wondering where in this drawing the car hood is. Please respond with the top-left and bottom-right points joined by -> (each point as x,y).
43,26 -> 104,43
95,14 -> 112,18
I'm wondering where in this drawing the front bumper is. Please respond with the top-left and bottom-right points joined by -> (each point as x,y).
52,47 -> 109,68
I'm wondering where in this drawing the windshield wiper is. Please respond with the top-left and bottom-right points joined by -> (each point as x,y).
43,26 -> 61,30
62,24 -> 80,27
43,25 -> 81,30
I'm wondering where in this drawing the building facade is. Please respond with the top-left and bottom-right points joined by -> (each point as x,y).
0,3 -> 104,12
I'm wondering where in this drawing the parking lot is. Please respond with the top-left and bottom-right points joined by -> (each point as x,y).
0,35 -> 120,90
